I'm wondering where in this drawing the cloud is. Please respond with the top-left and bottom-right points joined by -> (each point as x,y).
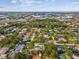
11,0 -> 17,4
56,1 -> 79,11
0,6 -> 9,11
11,0 -> 55,6
3,0 -> 79,11
73,2 -> 79,5
20,0 -> 43,6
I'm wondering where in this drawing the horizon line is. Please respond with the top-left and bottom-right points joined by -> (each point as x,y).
1,11 -> 79,12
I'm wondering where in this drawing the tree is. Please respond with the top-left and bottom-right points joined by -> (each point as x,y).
14,53 -> 26,59
63,55 -> 71,59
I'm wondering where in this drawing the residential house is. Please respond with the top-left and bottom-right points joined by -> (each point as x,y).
32,54 -> 41,59
56,36 -> 67,42
0,35 -> 5,41
34,43 -> 45,51
0,48 -> 8,59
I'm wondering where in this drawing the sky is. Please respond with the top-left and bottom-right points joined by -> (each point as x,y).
0,0 -> 79,11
